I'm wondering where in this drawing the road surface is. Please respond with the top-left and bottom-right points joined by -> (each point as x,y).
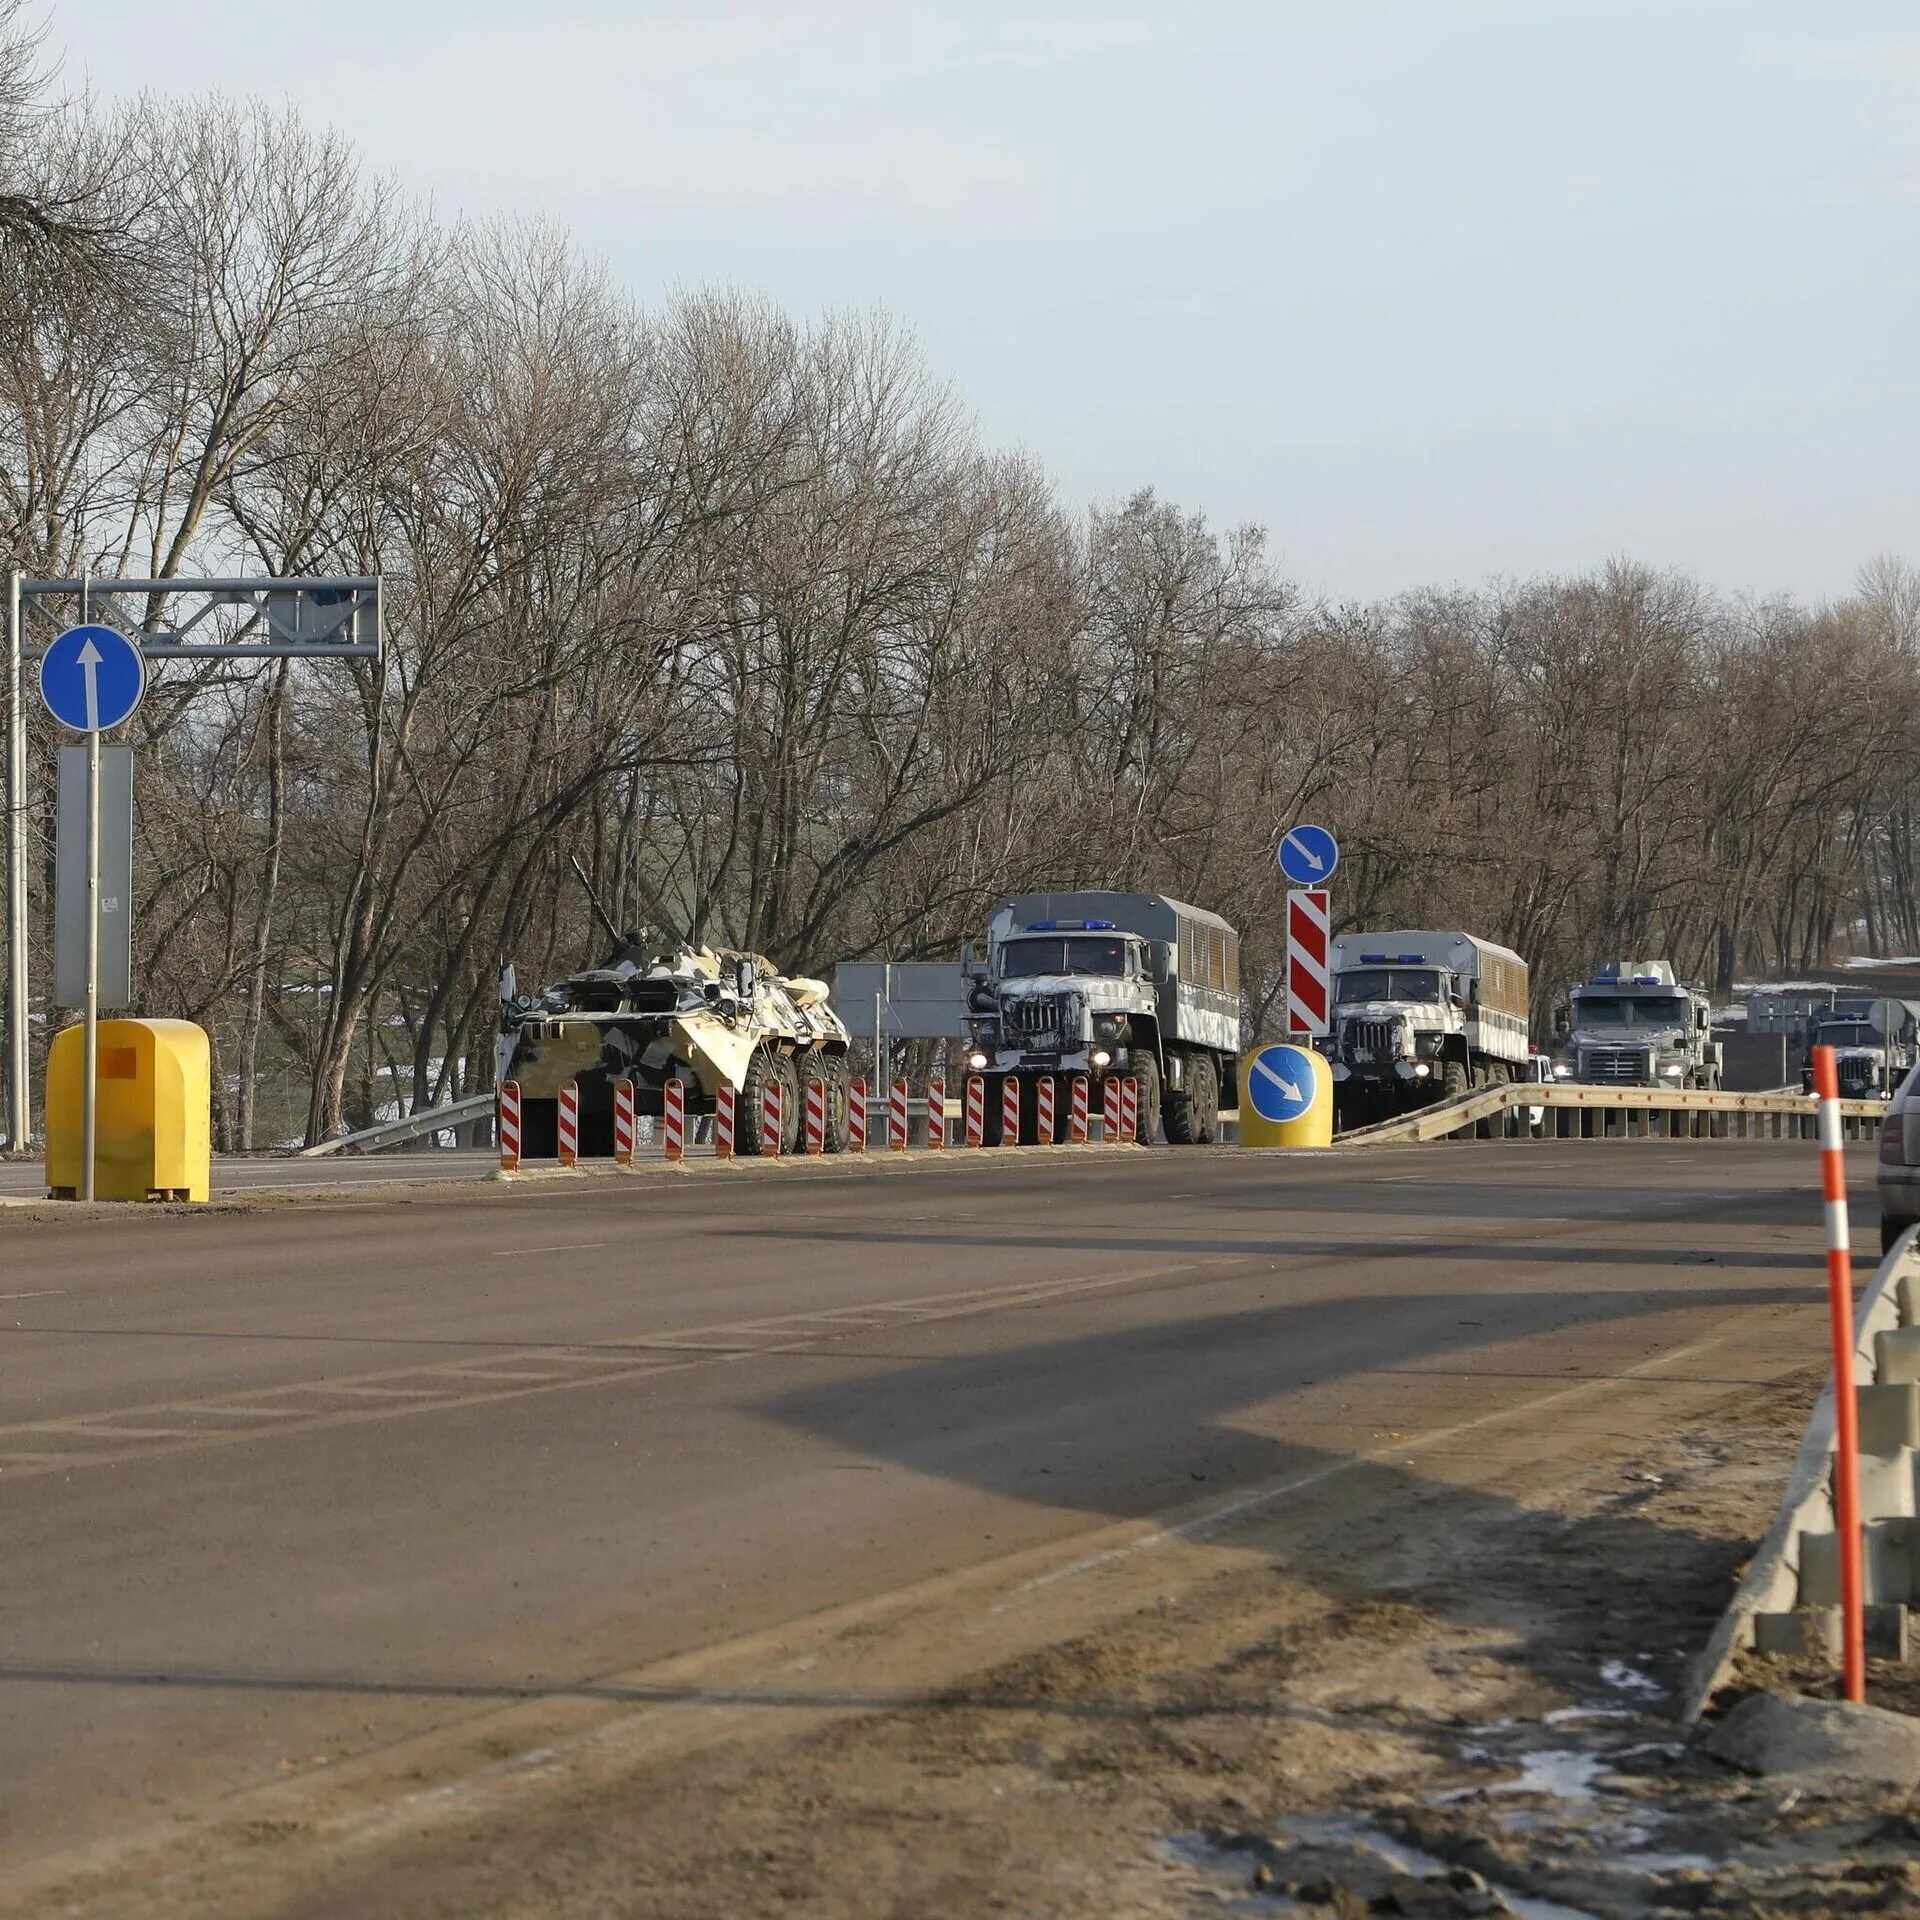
0,1140 -> 1857,1916
0,1148 -> 498,1196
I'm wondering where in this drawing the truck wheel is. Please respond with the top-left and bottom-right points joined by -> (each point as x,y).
1441,1059 -> 1469,1103
1133,1053 -> 1163,1145
1164,1052 -> 1219,1144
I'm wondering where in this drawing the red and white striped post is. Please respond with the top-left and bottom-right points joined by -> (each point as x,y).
1101,1077 -> 1122,1145
714,1084 -> 736,1159
761,1080 -> 784,1157
556,1080 -> 580,1168
804,1078 -> 827,1154
1121,1075 -> 1140,1145
888,1077 -> 910,1151
1035,1074 -> 1055,1146
1287,886 -> 1331,1038
662,1076 -> 686,1163
612,1076 -> 636,1167
965,1074 -> 986,1147
926,1074 -> 946,1149
1001,1075 -> 1021,1146
1813,1044 -> 1867,1704
848,1077 -> 868,1152
498,1081 -> 522,1171
1068,1073 -> 1089,1145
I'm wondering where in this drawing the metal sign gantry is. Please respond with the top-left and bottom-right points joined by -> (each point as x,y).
5,574 -> 382,1153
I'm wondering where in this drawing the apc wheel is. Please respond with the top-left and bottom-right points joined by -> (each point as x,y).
736,1046 -> 800,1156
1132,1052 -> 1163,1145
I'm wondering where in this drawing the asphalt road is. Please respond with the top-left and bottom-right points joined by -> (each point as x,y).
0,1148 -> 500,1195
0,1140 -> 1862,1912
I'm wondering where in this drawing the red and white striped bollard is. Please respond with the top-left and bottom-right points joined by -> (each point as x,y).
612,1076 -> 636,1167
804,1078 -> 827,1154
498,1080 -> 521,1171
848,1077 -> 868,1152
761,1080 -> 784,1157
926,1075 -> 945,1149
1035,1074 -> 1055,1145
965,1074 -> 986,1147
888,1078 -> 910,1151
1000,1075 -> 1021,1145
663,1076 -> 685,1163
1121,1075 -> 1140,1145
1100,1077 -> 1121,1144
556,1079 -> 580,1168
714,1084 -> 736,1159
1068,1073 -> 1089,1145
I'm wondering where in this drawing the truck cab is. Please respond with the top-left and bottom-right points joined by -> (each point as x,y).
1560,961 -> 1720,1091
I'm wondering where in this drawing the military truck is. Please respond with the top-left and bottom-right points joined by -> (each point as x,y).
1326,931 -> 1530,1128
499,942 -> 853,1159
1797,997 -> 1920,1099
965,891 -> 1241,1145
1557,961 -> 1722,1091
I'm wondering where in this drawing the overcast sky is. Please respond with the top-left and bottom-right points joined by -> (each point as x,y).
38,0 -> 1920,604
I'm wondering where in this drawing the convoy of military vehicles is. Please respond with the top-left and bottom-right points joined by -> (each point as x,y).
494,854 -> 1920,1158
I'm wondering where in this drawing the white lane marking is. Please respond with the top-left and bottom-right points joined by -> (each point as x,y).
490,1242 -> 607,1258
0,1290 -> 63,1301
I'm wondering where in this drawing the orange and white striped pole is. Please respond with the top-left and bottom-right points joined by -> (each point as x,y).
1813,1043 -> 1866,1705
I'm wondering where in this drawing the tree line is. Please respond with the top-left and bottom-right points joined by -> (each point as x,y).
3,11 -> 1916,1145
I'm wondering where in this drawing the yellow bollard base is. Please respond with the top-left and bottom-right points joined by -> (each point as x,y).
45,1019 -> 212,1202
1237,1044 -> 1334,1148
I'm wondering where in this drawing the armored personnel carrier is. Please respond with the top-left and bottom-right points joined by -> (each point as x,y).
499,941 -> 853,1159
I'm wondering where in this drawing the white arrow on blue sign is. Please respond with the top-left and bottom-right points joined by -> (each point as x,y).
1277,823 -> 1339,886
39,624 -> 146,734
1245,1043 -> 1320,1124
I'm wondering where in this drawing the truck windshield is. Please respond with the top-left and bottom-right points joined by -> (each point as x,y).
1574,994 -> 1688,1028
999,936 -> 1130,978
1815,1023 -> 1879,1049
1335,968 -> 1443,1004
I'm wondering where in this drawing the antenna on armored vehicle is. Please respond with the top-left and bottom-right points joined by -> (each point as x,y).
569,855 -> 637,953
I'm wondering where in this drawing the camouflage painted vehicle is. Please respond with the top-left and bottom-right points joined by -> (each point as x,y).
498,943 -> 854,1159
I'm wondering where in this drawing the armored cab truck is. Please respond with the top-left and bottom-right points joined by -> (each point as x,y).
1326,931 -> 1530,1128
966,891 -> 1242,1145
1798,998 -> 1920,1099
499,942 -> 852,1159
1559,961 -> 1722,1091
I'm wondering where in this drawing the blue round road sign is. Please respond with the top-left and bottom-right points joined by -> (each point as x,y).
1245,1044 -> 1319,1124
1278,823 -> 1339,886
39,624 -> 146,733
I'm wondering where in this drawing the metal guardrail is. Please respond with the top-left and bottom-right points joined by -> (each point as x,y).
1338,1082 -> 1887,1146
295,1092 -> 496,1157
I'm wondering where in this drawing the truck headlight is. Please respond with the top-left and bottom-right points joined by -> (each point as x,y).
1552,1062 -> 1572,1079
967,1049 -> 989,1071
1661,1062 -> 1684,1079
1413,1062 -> 1430,1077
1091,1048 -> 1112,1068
1093,1013 -> 1126,1044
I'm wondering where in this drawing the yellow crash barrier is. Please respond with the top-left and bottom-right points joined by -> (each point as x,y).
1237,1043 -> 1334,1148
46,1018 -> 211,1202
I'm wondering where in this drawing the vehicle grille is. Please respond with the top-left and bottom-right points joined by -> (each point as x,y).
1344,1018 -> 1400,1058
1839,1057 -> 1879,1095
1580,1046 -> 1650,1085
1003,994 -> 1077,1049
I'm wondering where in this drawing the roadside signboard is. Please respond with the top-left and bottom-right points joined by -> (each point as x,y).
39,624 -> 146,733
1287,886 -> 1331,1037
1245,1044 -> 1320,1125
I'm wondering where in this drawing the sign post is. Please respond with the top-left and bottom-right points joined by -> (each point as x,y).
38,623 -> 145,1201
1279,824 -> 1340,1040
